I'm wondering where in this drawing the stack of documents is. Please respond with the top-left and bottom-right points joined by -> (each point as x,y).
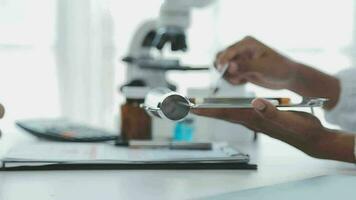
0,142 -> 255,170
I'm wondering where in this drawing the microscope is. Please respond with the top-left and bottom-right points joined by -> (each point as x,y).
121,0 -> 255,143
122,0 -> 215,90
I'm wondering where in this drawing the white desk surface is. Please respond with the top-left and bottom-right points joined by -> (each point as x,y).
0,122 -> 355,200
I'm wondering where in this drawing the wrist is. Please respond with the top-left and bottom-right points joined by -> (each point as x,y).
312,129 -> 355,163
288,63 -> 340,110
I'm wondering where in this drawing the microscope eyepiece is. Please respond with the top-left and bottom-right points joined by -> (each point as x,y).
150,26 -> 188,52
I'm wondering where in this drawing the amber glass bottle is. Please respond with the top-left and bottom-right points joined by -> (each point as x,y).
120,87 -> 152,141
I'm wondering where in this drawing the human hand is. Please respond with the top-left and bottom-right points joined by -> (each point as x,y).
192,98 -> 355,162
0,103 -> 4,138
215,36 -> 299,90
215,36 -> 341,110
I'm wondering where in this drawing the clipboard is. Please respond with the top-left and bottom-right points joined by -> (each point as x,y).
0,142 -> 257,171
0,162 -> 257,171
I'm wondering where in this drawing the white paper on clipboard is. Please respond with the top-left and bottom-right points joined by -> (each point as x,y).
1,141 -> 249,168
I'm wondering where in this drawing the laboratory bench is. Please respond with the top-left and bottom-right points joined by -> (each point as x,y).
0,121 -> 355,200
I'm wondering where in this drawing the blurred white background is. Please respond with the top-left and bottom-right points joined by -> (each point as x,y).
0,0 -> 355,130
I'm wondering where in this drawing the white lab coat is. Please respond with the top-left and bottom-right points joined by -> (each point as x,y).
324,67 -> 356,132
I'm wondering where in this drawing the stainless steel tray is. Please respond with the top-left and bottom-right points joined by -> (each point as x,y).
141,88 -> 328,121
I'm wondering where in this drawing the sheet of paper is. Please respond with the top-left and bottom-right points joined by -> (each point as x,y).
2,141 -> 247,163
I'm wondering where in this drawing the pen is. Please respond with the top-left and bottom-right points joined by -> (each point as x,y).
116,140 -> 213,150
211,64 -> 229,95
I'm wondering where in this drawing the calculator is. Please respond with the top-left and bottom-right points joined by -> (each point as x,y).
16,118 -> 119,142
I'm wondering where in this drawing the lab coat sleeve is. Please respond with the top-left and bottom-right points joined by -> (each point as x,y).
324,67 -> 356,132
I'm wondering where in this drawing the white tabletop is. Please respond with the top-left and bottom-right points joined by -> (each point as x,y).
0,122 -> 355,200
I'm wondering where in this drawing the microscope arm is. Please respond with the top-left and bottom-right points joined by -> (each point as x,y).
158,0 -> 215,29
152,0 -> 215,51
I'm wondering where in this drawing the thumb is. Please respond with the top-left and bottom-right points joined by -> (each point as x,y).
252,98 -> 279,120
0,103 -> 4,119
